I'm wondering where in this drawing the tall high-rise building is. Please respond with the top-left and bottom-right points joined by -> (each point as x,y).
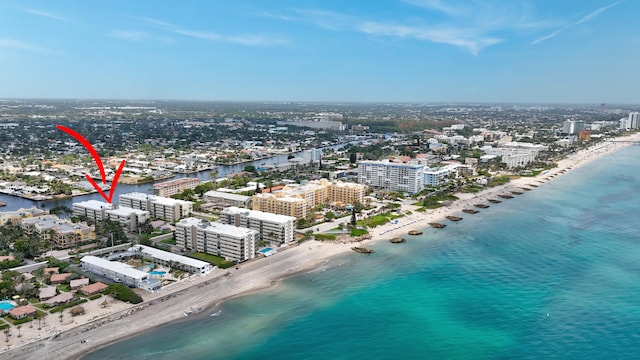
357,160 -> 424,193
562,120 -> 586,135
629,112 -> 639,129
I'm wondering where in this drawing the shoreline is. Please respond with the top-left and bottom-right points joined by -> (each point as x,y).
4,133 -> 639,360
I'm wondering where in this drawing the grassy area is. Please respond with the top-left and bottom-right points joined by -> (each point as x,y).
461,185 -> 483,193
56,284 -> 71,293
189,252 -> 235,269
50,299 -> 88,313
349,228 -> 369,237
487,175 -> 511,187
161,238 -> 176,245
314,233 -> 336,241
358,214 -> 391,228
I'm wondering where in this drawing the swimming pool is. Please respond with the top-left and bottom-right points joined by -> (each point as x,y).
149,271 -> 166,276
0,300 -> 16,311
259,248 -> 277,257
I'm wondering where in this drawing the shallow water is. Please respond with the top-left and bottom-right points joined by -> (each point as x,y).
84,145 -> 640,360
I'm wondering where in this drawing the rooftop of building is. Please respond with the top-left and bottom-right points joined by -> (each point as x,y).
73,199 -> 114,211
128,245 -> 210,269
120,192 -> 193,206
222,206 -> 296,222
81,255 -> 149,280
153,177 -> 199,188
203,190 -> 250,202
106,206 -> 148,216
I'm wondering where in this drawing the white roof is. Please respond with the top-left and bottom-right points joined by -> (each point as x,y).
204,190 -> 250,202
177,217 -> 203,227
128,245 -> 210,269
106,206 -> 148,216
120,192 -> 192,206
74,200 -> 114,211
194,221 -> 258,238
223,206 -> 295,223
119,192 -> 151,201
81,255 -> 148,280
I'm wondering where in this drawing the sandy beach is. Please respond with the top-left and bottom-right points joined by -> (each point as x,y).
4,133 -> 639,360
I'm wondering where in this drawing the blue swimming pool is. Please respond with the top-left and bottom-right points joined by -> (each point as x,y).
259,248 -> 277,257
149,271 -> 166,276
0,300 -> 16,311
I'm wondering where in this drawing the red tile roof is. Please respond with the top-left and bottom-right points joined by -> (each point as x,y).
80,282 -> 108,295
50,273 -> 72,283
9,304 -> 37,318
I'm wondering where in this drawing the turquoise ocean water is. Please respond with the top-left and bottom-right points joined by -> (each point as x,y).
84,145 -> 640,360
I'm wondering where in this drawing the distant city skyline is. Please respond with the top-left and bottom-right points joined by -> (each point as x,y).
1,1 -> 637,104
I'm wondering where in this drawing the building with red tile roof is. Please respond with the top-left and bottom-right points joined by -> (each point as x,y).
80,282 -> 109,296
9,304 -> 37,319
50,273 -> 72,284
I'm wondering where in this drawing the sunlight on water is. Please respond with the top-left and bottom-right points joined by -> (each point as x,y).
84,146 -> 640,360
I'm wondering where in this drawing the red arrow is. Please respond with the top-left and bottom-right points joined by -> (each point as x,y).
57,125 -> 126,204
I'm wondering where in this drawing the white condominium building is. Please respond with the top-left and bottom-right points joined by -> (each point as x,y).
424,167 -> 451,187
73,200 -> 150,231
80,255 -> 160,291
220,206 -> 296,246
175,218 -> 259,262
127,245 -> 213,275
203,190 -> 251,208
119,192 -> 193,222
483,148 -> 537,169
358,160 -> 425,193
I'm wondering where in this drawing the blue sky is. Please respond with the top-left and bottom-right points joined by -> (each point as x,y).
0,0 -> 637,103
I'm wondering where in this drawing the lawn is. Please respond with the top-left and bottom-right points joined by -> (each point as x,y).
349,228 -> 369,237
358,214 -> 391,228
189,252 -> 235,269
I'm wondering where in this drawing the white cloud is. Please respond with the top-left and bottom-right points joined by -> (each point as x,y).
358,22 -> 502,55
532,1 -> 623,45
0,37 -> 43,52
401,0 -> 470,17
109,31 -> 150,42
575,1 -> 623,25
273,7 -> 509,54
23,8 -> 68,22
135,16 -> 287,46
532,30 -> 562,45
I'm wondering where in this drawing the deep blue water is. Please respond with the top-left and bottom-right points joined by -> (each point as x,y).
84,145 -> 640,360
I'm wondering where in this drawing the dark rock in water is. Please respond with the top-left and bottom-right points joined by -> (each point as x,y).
352,247 -> 374,254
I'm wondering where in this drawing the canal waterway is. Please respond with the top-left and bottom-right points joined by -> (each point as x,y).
0,142 -> 357,212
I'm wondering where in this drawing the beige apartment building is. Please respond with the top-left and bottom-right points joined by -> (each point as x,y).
20,215 -> 95,249
153,177 -> 200,197
252,179 -> 366,219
